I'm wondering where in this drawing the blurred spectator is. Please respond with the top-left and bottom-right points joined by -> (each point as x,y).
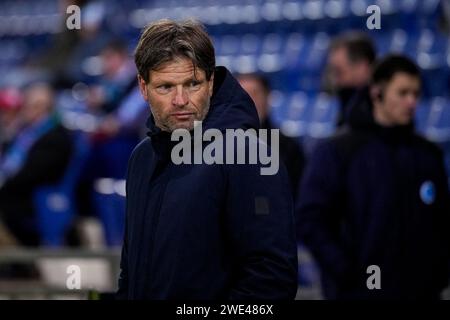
237,73 -> 305,202
86,39 -> 136,117
74,40 -> 141,220
325,31 -> 376,127
0,87 -> 23,154
30,0 -> 114,87
297,55 -> 450,299
0,83 -> 73,246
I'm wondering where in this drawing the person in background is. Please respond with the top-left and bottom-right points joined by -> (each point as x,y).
237,73 -> 305,202
0,83 -> 73,246
297,55 -> 450,299
325,31 -> 376,127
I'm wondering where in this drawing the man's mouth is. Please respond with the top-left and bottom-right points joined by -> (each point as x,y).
172,112 -> 194,120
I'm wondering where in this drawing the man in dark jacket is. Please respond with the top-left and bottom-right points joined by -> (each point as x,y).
297,55 -> 450,299
116,19 -> 298,300
325,31 -> 376,127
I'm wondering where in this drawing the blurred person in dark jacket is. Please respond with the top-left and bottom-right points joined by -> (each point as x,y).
0,83 -> 72,246
117,19 -> 298,300
325,31 -> 376,127
237,73 -> 305,202
297,55 -> 450,299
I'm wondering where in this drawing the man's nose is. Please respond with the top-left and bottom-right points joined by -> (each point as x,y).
172,86 -> 189,107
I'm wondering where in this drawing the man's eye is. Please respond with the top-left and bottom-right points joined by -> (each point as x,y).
189,81 -> 201,89
156,85 -> 172,93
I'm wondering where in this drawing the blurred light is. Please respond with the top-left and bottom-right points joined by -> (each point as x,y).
184,6 -> 201,21
418,29 -> 434,52
234,55 -> 257,74
261,2 -> 282,22
172,7 -> 189,20
390,29 -> 407,52
289,92 -> 308,117
325,0 -> 345,18
202,6 -> 221,25
241,5 -> 260,24
282,2 -> 303,21
281,120 -> 303,137
418,52 -> 440,70
258,54 -> 283,73
215,56 -> 233,71
75,114 -> 98,132
303,0 -> 324,20
46,193 -> 69,212
221,5 -> 242,24
81,56 -> 103,77
94,178 -> 115,195
72,82 -> 89,102
114,180 -> 127,197
350,0 -> 367,16
269,90 -> 285,110
129,9 -> 146,28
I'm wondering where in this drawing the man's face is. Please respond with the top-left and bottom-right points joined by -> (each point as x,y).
374,72 -> 421,126
22,84 -> 53,124
328,46 -> 370,89
138,57 -> 214,132
238,77 -> 269,122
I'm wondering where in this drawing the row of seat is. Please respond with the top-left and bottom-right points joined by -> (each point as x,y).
0,0 -> 443,37
128,0 -> 442,28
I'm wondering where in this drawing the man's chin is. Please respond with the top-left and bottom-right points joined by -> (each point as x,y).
169,121 -> 195,132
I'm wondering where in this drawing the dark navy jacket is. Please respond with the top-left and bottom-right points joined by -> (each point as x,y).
297,90 -> 450,299
117,67 -> 298,300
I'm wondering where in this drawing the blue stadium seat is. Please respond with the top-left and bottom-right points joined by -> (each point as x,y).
424,97 -> 450,143
92,178 -> 126,247
307,93 -> 339,138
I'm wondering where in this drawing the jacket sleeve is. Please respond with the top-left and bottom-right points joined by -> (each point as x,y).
116,147 -> 138,300
116,219 -> 129,299
225,152 -> 298,300
295,141 -> 355,287
432,152 -> 450,290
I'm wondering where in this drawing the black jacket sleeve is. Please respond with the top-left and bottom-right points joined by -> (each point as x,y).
432,151 -> 450,290
225,157 -> 298,300
116,146 -> 138,300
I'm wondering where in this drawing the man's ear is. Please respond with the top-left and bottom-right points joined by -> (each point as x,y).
208,73 -> 214,98
370,85 -> 382,103
138,75 -> 148,101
